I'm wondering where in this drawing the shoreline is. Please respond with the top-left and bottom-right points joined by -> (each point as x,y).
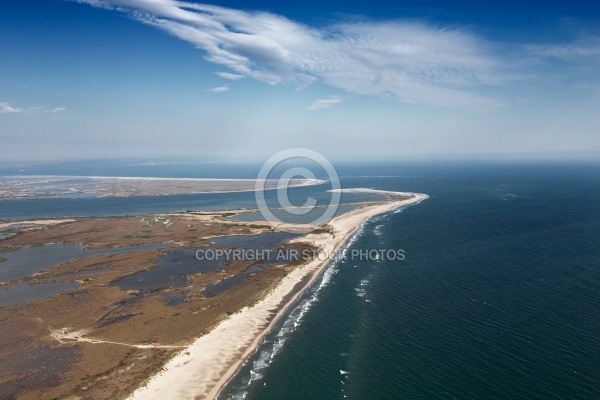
127,191 -> 428,400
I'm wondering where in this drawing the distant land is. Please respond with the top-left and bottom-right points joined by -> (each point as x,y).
0,176 -> 322,200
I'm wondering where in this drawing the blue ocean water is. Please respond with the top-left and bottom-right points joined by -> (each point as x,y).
220,162 -> 600,400
2,161 -> 600,399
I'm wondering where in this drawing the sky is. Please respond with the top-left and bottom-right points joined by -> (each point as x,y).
1,0 -> 600,162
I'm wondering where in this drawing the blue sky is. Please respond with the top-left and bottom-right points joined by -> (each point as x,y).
1,0 -> 599,162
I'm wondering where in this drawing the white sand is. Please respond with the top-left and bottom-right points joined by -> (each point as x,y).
50,328 -> 187,349
0,219 -> 75,229
127,192 -> 428,400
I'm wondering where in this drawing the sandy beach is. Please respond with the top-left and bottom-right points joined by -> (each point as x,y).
127,191 -> 428,400
0,219 -> 75,229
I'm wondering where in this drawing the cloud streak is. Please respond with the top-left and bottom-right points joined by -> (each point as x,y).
307,96 -> 343,110
208,85 -> 230,93
215,72 -> 246,80
73,0 -> 512,108
526,36 -> 600,62
0,102 -> 66,114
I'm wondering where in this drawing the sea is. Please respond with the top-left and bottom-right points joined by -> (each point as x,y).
2,160 -> 600,399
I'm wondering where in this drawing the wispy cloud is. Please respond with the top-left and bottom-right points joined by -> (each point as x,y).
216,72 -> 246,80
73,0 -> 509,108
307,96 -> 343,110
208,85 -> 230,93
526,36 -> 600,62
0,102 -> 66,114
0,102 -> 24,114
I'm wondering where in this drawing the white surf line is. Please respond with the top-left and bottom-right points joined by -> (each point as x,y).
50,327 -> 187,349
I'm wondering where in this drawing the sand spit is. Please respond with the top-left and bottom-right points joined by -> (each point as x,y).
127,191 -> 428,400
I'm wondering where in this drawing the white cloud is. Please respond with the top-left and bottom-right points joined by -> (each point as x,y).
0,102 -> 67,114
74,0 -> 511,107
0,102 -> 24,114
307,96 -> 343,110
216,72 -> 246,80
208,85 -> 230,93
526,36 -> 600,62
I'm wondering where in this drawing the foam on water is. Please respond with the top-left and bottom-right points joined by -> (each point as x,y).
373,224 -> 383,236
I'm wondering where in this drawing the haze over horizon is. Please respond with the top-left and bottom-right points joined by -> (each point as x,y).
1,0 -> 599,162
